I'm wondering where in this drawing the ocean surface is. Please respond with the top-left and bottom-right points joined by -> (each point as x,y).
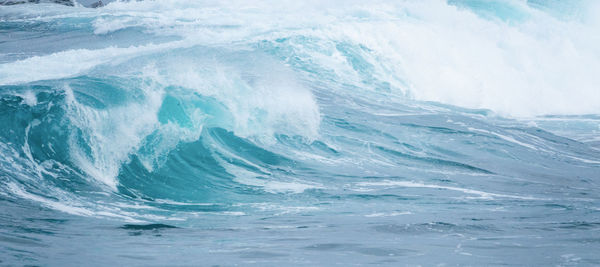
1,0 -> 600,265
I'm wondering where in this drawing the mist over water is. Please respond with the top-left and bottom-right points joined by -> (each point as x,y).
1,0 -> 599,265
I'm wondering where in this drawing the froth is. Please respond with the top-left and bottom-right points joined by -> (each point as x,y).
3,0 -> 599,116
64,82 -> 164,189
144,50 -> 321,142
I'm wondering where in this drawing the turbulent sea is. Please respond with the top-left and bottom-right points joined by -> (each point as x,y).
1,0 -> 600,265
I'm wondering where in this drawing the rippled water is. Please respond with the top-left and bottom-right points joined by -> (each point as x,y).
1,0 -> 599,265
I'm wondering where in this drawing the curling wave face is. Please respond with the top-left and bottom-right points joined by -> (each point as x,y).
0,0 -> 599,265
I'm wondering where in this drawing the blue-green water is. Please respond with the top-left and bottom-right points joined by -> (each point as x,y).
1,0 -> 600,265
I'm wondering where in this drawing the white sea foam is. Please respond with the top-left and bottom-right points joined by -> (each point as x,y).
2,0 -> 599,116
64,83 -> 164,189
1,0 -> 598,195
355,180 -> 543,200
0,41 -> 188,85
6,182 -> 95,216
365,211 -> 412,217
467,127 -> 539,150
145,52 -> 321,141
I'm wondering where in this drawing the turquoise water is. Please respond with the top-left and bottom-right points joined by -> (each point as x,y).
1,0 -> 600,265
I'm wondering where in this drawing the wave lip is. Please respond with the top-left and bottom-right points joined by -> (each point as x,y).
3,0 -> 599,116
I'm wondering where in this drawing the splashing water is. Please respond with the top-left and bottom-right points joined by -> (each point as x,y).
1,0 -> 599,265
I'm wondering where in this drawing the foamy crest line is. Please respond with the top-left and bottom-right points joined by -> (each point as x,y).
0,41 -> 186,85
355,180 -> 543,200
5,182 -> 187,222
365,211 -> 412,217
6,182 -> 95,216
2,0 -> 599,116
